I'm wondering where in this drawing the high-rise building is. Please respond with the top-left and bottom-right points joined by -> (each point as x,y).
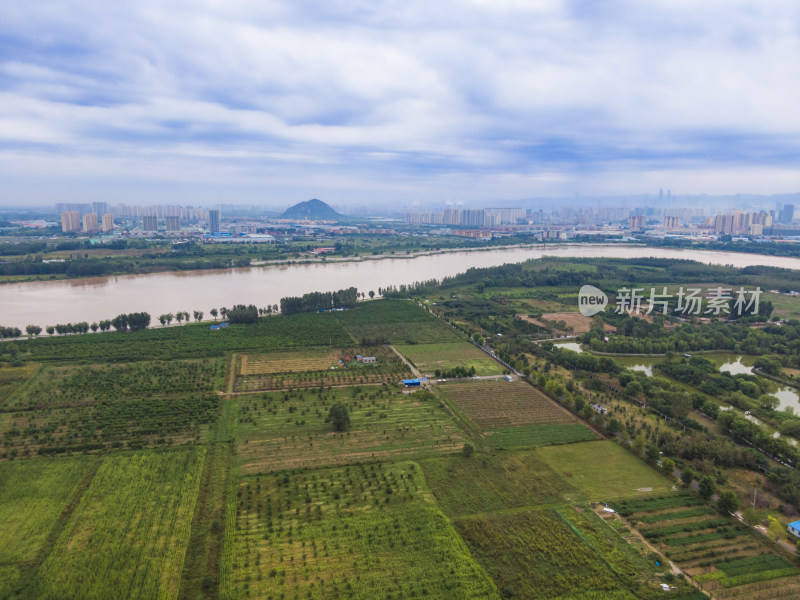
82,213 -> 98,232
208,209 -> 220,233
780,204 -> 795,224
664,216 -> 680,229
61,211 -> 81,233
628,215 -> 646,231
165,216 -> 181,232
142,215 -> 158,231
101,214 -> 114,233
91,201 -> 109,217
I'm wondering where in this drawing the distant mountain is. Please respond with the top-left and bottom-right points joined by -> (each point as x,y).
280,199 -> 341,220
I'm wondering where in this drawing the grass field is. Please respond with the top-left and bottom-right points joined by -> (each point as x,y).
395,342 -> 503,376
0,457 -> 92,565
335,299 -> 461,344
488,423 -> 597,449
535,441 -> 674,500
235,346 -> 411,391
32,447 -> 205,600
233,386 -> 468,473
219,461 -> 499,600
441,380 -> 581,430
420,450 -> 575,518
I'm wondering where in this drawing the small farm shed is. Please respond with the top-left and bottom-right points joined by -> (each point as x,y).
789,520 -> 800,539
403,379 -> 422,387
590,403 -> 608,416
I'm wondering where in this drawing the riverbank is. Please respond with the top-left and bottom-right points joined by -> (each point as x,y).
3,245 -> 800,331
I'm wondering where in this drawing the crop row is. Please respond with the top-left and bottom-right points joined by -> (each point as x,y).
443,380 -> 578,429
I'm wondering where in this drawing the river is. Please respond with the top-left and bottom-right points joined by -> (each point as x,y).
3,244 -> 800,330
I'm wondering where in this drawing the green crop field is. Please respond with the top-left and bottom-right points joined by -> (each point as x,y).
232,386 -> 467,473
335,299 -> 461,344
395,342 -> 503,376
420,450 -> 575,518
21,312 -> 355,363
219,461 -> 499,600
488,423 -> 597,448
0,457 -> 92,566
29,447 -> 205,600
455,508 -> 629,599
4,358 -> 222,409
535,441 -> 673,500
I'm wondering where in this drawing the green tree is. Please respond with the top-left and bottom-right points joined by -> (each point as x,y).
193,310 -> 204,322
660,457 -> 675,475
326,402 -> 350,432
210,308 -> 218,321
767,515 -> 785,542
742,507 -> 760,526
681,467 -> 695,488
717,491 -> 740,515
698,475 -> 716,500
462,442 -> 475,458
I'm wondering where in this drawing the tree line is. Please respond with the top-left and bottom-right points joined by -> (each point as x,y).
280,287 -> 359,315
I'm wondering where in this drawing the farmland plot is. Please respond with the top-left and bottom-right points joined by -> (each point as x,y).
0,457 -> 92,566
6,358 -> 221,409
22,312 -> 355,363
234,386 -> 467,473
455,508 -> 629,599
441,380 -> 581,430
395,342 -> 503,376
0,392 -> 217,457
235,346 -> 411,391
615,495 -> 800,599
220,461 -> 499,600
0,364 -> 37,405
335,299 -> 461,344
420,450 -> 575,517
487,423 -> 597,448
536,441 -> 673,500
32,447 -> 205,600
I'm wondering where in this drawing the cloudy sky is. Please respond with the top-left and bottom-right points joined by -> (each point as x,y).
2,0 -> 800,207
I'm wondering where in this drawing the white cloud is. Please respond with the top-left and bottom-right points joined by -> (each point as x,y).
1,0 -> 800,204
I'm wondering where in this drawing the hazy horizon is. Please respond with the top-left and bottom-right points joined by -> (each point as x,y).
3,1 -> 800,207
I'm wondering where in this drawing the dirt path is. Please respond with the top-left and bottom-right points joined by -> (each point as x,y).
389,345 -> 423,378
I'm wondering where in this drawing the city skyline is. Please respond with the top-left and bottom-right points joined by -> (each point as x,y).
3,1 -> 800,206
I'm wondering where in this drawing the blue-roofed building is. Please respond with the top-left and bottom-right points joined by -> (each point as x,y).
402,379 -> 421,387
789,520 -> 800,538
